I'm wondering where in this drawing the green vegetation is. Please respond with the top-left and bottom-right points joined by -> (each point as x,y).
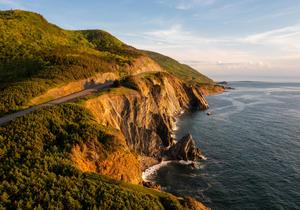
144,51 -> 214,85
79,30 -> 141,59
119,76 -> 141,91
0,10 -> 140,116
0,10 -> 214,116
0,10 -> 215,209
0,104 -> 190,209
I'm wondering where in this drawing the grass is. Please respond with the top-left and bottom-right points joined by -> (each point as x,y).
0,10 -> 140,116
144,50 -> 214,85
0,10 -> 214,117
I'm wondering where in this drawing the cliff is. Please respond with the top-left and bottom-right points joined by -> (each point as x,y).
74,72 -> 210,185
84,72 -> 208,155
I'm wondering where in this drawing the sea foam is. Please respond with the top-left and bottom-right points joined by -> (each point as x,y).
142,158 -> 207,181
142,161 -> 172,181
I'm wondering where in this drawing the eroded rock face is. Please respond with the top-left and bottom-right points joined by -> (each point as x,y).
84,73 -> 209,157
166,134 -> 203,161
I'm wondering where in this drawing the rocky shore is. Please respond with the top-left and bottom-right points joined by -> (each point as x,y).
82,71 -> 222,178
166,134 -> 204,161
141,131 -> 206,192
80,72 -> 223,209
0,10 -> 222,209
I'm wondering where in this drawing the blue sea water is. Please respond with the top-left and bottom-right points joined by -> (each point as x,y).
150,82 -> 300,210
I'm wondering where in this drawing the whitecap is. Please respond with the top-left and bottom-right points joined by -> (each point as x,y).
200,155 -> 208,160
142,161 -> 172,181
142,159 -> 207,181
178,160 -> 194,165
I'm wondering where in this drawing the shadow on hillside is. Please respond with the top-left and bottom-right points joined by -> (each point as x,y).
84,79 -> 97,89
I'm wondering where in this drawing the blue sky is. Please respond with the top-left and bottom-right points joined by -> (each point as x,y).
1,0 -> 300,81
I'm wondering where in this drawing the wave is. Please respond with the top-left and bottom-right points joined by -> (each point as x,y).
142,161 -> 173,181
142,157 -> 208,181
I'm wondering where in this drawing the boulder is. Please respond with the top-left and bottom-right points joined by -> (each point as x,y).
166,134 -> 203,161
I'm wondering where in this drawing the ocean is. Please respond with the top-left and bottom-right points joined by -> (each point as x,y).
145,82 -> 300,210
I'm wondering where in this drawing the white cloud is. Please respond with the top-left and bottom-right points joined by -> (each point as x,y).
240,25 -> 300,58
242,25 -> 300,45
145,24 -> 185,37
158,0 -> 215,10
122,22 -> 300,81
143,24 -> 227,46
126,25 -> 262,71
245,7 -> 300,23
176,0 -> 215,10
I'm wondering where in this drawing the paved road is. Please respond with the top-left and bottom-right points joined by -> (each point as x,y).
0,81 -> 114,126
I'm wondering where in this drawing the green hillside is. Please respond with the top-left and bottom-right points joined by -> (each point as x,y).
0,10 -> 139,116
0,10 -> 214,117
144,51 -> 214,85
0,10 -> 214,209
79,29 -> 141,58
0,104 -> 192,209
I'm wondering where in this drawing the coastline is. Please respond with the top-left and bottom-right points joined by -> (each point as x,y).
141,108 -> 206,183
140,87 -> 224,194
140,82 -> 300,209
140,109 -> 183,182
142,160 -> 173,182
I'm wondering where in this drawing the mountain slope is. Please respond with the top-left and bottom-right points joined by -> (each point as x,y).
144,50 -> 213,85
0,10 -> 140,116
0,104 -> 206,209
0,9 -> 216,209
0,10 -> 214,117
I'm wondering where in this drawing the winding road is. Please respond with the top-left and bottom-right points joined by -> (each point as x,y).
0,81 -> 114,126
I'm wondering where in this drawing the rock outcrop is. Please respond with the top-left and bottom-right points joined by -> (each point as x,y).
84,72 -> 209,158
199,84 -> 225,96
75,72 -> 213,209
166,134 -> 203,161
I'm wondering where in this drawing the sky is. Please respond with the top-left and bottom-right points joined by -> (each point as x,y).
1,0 -> 300,82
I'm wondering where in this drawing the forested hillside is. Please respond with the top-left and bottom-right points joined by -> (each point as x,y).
0,10 -> 214,116
0,104 -> 196,209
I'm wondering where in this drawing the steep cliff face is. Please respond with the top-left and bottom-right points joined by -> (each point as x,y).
84,72 -> 209,158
